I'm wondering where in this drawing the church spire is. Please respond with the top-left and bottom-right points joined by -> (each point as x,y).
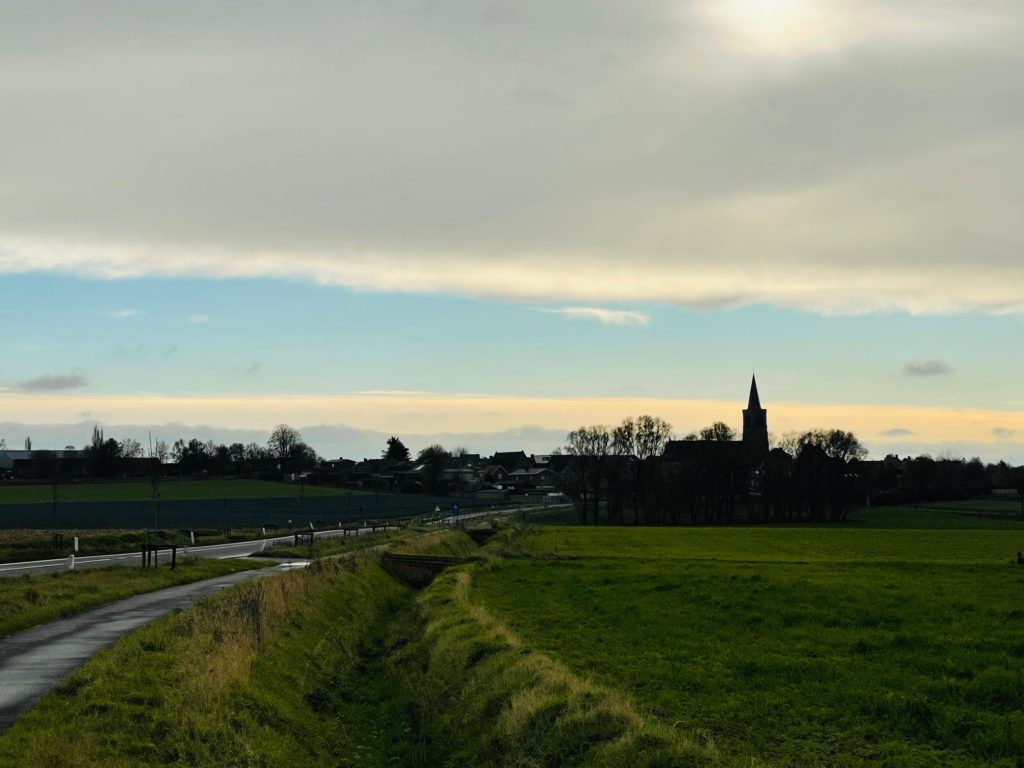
743,374 -> 768,457
747,374 -> 762,411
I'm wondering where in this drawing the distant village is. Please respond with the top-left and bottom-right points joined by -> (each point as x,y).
2,377 -> 1022,524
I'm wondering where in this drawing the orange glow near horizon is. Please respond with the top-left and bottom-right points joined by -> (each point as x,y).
1,392 -> 1022,449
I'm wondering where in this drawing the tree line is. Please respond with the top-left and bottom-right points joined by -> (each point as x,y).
560,416 -> 866,526
8,424 -> 320,481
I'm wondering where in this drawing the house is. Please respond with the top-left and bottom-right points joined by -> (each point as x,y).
489,451 -> 530,473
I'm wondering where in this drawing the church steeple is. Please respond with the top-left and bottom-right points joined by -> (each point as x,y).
747,374 -> 762,411
742,374 -> 768,457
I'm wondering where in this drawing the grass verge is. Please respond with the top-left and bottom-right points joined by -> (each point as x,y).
0,558 -> 271,639
397,556 -> 740,767
259,529 -> 408,559
0,556 -> 429,767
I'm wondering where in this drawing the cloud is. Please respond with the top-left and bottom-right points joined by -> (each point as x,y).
10,373 -> 88,392
904,360 -> 954,377
107,308 -> 138,319
186,314 -> 209,324
993,427 -> 1018,440
241,361 -> 262,375
0,2 -> 1022,314
880,427 -> 915,437
539,307 -> 650,326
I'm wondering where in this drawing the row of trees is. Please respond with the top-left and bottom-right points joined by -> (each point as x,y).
9,424 -> 320,484
560,416 -> 869,526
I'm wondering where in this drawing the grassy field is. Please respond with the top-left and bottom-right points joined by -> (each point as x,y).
7,510 -> 1024,766
472,524 -> 1024,767
847,505 -> 1024,530
517,523 -> 1024,564
0,478 -> 359,505
0,557 -> 271,639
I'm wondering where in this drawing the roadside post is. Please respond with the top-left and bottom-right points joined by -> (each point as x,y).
69,554 -> 75,571
73,536 -> 79,553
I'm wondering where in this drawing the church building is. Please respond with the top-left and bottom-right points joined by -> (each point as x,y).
661,375 -> 770,476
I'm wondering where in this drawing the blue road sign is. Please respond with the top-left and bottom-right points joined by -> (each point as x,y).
451,503 -> 460,516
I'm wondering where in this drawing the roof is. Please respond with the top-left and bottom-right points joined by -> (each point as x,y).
662,439 -> 749,463
747,374 -> 762,411
491,451 -> 528,470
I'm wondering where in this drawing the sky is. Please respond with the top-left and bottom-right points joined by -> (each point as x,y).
1,1 -> 1023,462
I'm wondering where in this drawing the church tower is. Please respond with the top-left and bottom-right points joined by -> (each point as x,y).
742,375 -> 769,457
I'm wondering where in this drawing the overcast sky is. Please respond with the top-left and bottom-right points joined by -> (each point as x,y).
2,1 -> 1023,461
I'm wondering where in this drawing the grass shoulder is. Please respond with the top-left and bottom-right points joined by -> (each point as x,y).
0,556 -> 429,767
0,558 -> 271,640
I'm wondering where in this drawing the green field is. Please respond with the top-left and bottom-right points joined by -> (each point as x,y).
473,524 -> 1024,767
0,479 -> 360,505
6,509 -> 1024,767
518,523 -> 1024,564
847,504 -> 1024,530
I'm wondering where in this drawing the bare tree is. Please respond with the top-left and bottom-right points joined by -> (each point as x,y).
148,436 -> 170,531
699,422 -> 736,441
119,438 -> 144,459
566,426 -> 612,525
773,431 -> 802,456
269,424 -> 303,472
613,415 -> 671,524
797,429 -> 867,462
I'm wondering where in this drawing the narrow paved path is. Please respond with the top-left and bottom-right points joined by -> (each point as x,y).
0,563 -> 298,732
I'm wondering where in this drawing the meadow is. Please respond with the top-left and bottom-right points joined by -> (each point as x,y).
0,479 -> 494,531
473,520 -> 1024,767
5,506 -> 1024,767
0,478 -> 358,505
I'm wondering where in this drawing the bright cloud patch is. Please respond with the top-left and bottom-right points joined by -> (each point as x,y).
1,2 -> 1022,314
539,307 -> 650,326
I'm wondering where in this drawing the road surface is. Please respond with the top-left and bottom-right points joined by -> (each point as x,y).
0,563 -> 301,732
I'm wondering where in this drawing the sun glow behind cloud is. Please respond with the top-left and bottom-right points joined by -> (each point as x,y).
700,0 -> 841,58
0,2 -> 1022,316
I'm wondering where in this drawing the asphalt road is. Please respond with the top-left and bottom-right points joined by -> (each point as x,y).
0,563 -> 301,732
